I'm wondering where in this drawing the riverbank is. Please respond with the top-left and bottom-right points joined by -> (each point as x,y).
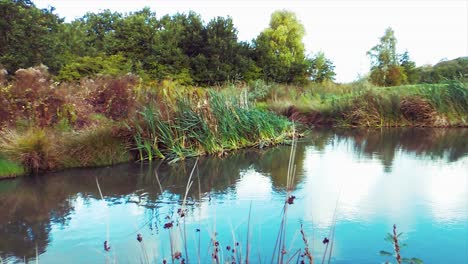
0,69 -> 293,178
0,68 -> 466,178
261,80 -> 467,127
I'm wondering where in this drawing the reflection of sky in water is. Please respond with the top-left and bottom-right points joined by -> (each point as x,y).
2,130 -> 467,264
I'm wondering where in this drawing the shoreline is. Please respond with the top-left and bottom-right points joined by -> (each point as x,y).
2,125 -> 466,180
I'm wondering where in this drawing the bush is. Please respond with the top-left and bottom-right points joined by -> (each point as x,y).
56,54 -> 132,82
1,65 -> 69,128
87,75 -> 139,121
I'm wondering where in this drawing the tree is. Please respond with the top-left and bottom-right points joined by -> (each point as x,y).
76,10 -> 122,55
197,16 -> 257,85
57,54 -> 132,81
399,51 -> 418,84
367,27 -> 407,86
0,0 -> 65,73
111,8 -> 159,75
307,52 -> 336,83
255,10 -> 308,83
151,13 -> 197,82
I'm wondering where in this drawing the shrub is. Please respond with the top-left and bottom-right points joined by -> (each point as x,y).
56,54 -> 132,82
86,75 -> 139,121
1,65 -> 71,128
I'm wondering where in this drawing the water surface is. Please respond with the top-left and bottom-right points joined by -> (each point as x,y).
0,128 -> 467,263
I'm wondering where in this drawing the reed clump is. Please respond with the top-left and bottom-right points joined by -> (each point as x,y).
0,128 -> 58,173
134,91 -> 292,162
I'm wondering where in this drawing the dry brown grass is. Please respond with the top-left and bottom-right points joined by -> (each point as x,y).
400,96 -> 436,125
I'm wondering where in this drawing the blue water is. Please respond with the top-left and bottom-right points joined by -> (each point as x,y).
0,128 -> 467,263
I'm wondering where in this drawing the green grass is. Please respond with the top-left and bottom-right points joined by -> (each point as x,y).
0,128 -> 56,173
0,157 -> 25,178
0,126 -> 133,175
59,126 -> 133,168
134,91 -> 292,162
260,80 -> 467,127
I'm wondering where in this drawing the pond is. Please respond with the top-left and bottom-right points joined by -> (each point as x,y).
0,128 -> 467,264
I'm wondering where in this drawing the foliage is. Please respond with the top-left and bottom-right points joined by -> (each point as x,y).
59,125 -> 132,168
134,90 -> 292,162
416,57 -> 468,84
0,0 -> 65,73
379,225 -> 423,264
0,128 -> 57,173
0,2 -> 316,85
399,51 -> 418,84
0,156 -> 25,178
56,54 -> 132,81
85,74 -> 139,121
247,79 -> 274,101
307,52 -> 336,83
0,66 -> 141,128
367,28 -> 414,86
264,81 -> 467,127
255,10 -> 309,84
418,80 -> 468,114
1,65 -> 68,127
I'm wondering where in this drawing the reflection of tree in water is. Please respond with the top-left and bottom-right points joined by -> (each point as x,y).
0,177 -> 74,261
1,128 -> 466,262
311,128 -> 468,172
0,145 -> 307,262
0,166 -> 153,262
139,145 -> 306,198
253,144 -> 307,190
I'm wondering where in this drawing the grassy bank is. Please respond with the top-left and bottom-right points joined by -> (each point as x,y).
0,68 -> 293,177
0,67 -> 466,178
0,157 -> 25,179
250,80 -> 467,127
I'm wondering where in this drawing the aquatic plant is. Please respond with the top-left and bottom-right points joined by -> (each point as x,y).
134,90 -> 292,163
380,224 -> 423,264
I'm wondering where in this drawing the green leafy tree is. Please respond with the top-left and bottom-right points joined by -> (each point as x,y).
111,8 -> 159,75
399,51 -> 418,84
307,52 -> 336,83
196,16 -> 257,85
76,10 -> 122,55
150,12 -> 197,82
59,21 -> 90,63
416,57 -> 467,83
0,0 -> 65,73
57,54 -> 132,81
367,27 -> 407,86
255,10 -> 308,83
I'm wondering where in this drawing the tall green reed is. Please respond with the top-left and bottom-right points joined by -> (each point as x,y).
134,90 -> 292,163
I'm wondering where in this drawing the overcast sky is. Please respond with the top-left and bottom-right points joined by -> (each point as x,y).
33,0 -> 467,83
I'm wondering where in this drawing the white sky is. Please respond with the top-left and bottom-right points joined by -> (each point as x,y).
33,0 -> 468,83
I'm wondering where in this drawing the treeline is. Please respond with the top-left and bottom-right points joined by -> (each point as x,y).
0,0 -> 336,85
415,57 -> 468,84
367,27 -> 467,86
0,1 -> 465,87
